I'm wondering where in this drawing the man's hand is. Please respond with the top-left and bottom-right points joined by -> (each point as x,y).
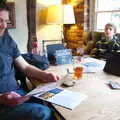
0,91 -> 30,107
43,72 -> 60,82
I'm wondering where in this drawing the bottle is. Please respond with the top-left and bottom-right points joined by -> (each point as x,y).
43,42 -> 48,58
32,40 -> 40,54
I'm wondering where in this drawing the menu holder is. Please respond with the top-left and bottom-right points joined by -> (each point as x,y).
54,49 -> 72,65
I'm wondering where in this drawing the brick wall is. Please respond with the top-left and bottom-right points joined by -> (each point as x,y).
63,0 -> 90,55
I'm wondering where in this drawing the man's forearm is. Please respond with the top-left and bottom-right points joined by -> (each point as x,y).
25,64 -> 47,82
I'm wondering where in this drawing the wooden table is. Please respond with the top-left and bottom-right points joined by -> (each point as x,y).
32,57 -> 120,120
45,57 -> 120,120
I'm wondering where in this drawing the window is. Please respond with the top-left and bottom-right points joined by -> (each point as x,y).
95,0 -> 120,32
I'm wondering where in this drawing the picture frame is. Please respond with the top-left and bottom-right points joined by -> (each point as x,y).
42,40 -> 63,53
7,2 -> 16,28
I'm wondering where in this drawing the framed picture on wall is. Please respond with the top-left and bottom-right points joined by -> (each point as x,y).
7,2 -> 16,28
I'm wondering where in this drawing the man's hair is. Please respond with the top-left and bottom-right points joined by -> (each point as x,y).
0,2 -> 9,11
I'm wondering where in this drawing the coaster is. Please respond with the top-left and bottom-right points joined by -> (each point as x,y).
61,74 -> 76,87
62,80 -> 76,87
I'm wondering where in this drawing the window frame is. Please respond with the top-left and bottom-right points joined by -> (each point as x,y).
94,0 -> 120,32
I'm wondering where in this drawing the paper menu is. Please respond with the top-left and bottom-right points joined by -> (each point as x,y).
35,88 -> 87,110
26,82 -> 57,97
27,82 -> 87,110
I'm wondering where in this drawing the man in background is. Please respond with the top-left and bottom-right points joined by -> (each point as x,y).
90,23 -> 120,60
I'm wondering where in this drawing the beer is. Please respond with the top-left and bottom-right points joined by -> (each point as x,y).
73,67 -> 83,79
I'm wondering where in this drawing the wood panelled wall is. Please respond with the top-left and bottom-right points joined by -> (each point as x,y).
62,0 -> 90,55
27,0 -> 37,53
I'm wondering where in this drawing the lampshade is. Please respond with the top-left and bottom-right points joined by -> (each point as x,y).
63,5 -> 75,24
46,5 -> 75,25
